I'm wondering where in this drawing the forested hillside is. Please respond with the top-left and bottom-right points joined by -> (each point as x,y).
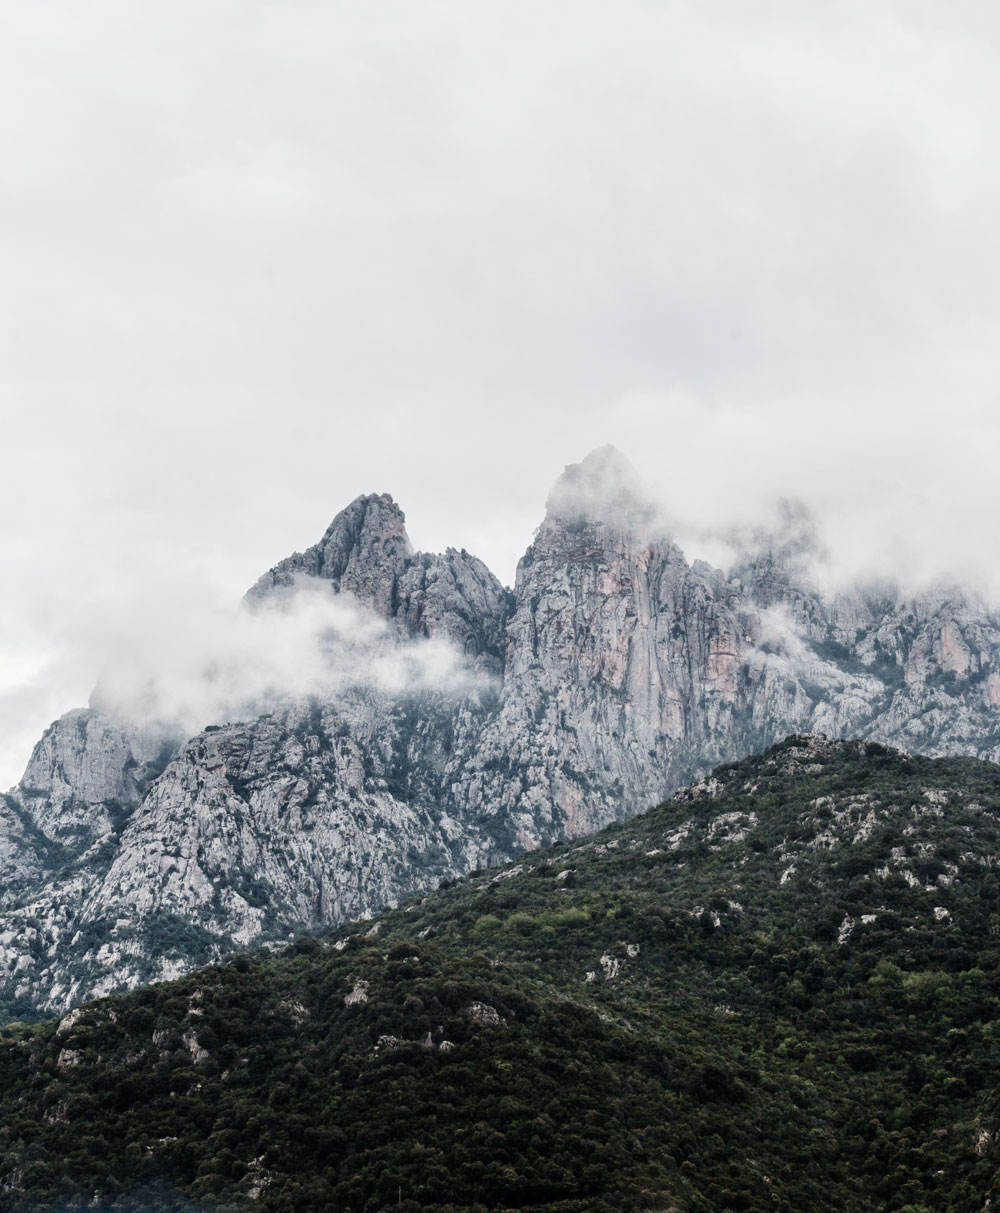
3,735 -> 1000,1211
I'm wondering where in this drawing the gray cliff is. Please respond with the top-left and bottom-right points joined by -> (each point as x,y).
2,446 -> 999,1015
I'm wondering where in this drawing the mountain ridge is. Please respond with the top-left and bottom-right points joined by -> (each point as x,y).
2,448 -> 1000,1017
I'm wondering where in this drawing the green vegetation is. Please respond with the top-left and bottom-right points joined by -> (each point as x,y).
3,736 -> 1000,1211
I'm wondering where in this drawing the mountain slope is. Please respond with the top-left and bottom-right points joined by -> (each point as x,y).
3,736 -> 1000,1211
3,447 -> 1000,1017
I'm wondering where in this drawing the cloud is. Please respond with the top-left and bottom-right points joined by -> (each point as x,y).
604,388 -> 1000,600
88,576 -> 493,739
0,575 -> 492,789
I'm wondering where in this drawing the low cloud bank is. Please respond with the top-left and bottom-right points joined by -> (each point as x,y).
0,577 -> 493,788
89,576 -> 492,740
608,390 -> 1000,604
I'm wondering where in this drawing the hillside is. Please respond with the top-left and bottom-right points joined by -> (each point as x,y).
3,735 -> 1000,1211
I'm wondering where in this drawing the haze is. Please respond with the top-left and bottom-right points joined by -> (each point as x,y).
3,1 -> 1000,787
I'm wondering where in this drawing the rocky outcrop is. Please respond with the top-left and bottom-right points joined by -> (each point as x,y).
246,493 -> 413,612
0,691 -> 497,1013
14,710 -> 168,851
92,693 -> 492,941
247,493 -> 511,674
445,448 -> 762,846
0,796 -> 47,901
3,446 -> 999,1015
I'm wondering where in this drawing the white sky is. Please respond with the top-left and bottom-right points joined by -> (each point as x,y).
3,1 -> 1000,786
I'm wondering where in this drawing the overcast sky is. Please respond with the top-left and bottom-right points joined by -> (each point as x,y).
3,1 -> 1000,786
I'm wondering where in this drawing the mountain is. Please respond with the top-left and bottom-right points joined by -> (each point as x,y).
2,447 -> 1000,1018
3,736 -> 1000,1211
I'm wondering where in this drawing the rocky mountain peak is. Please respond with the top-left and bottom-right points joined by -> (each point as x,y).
246,492 -> 413,616
313,492 -> 412,583
17,709 -> 143,846
541,445 -> 656,535
245,490 -> 510,670
313,492 -> 413,617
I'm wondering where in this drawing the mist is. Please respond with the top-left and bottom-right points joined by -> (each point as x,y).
607,390 -> 1000,604
96,577 -> 491,734
2,576 -> 492,789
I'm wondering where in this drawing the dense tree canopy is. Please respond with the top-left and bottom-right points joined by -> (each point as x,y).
3,736 -> 1000,1211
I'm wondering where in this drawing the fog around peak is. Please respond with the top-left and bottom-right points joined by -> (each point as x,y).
543,446 -> 660,534
9,577 -> 493,785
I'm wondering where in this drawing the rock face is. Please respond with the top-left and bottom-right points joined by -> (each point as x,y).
3,445 -> 1000,1016
246,493 -> 510,674
15,710 -> 170,849
448,450 -> 761,847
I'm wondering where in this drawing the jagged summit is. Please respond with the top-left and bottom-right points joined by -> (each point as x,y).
245,492 -> 412,614
543,444 -> 656,531
312,491 -> 412,573
246,490 -> 510,669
